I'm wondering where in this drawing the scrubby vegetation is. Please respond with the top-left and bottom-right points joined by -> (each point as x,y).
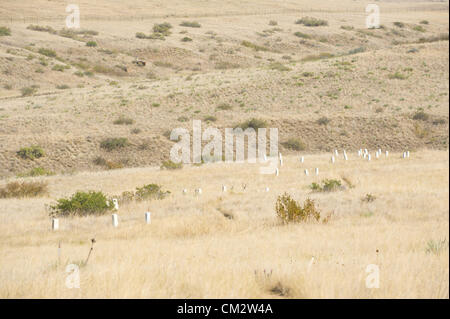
160,160 -> 183,170
275,193 -> 321,224
17,167 -> 54,177
295,17 -> 328,27
113,115 -> 134,125
50,191 -> 112,217
281,138 -> 306,151
0,181 -> 48,198
180,21 -> 201,28
100,138 -> 129,151
0,26 -> 11,36
310,179 -> 344,192
237,118 -> 267,130
17,146 -> 45,160
38,48 -> 57,58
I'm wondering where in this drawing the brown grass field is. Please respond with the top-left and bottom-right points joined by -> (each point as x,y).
0,0 -> 448,299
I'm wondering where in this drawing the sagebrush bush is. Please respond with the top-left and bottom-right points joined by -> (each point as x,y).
160,160 -> 183,170
86,41 -> 97,47
17,146 -> 44,160
310,179 -> 344,192
296,17 -> 328,27
275,193 -> 320,224
0,26 -> 11,36
241,41 -> 269,52
17,167 -> 54,177
412,111 -> 429,121
135,184 -> 170,200
113,115 -> 134,125
100,138 -> 129,151
0,181 -> 48,198
50,191 -> 112,217
38,48 -> 57,57
282,138 -> 306,151
20,86 -> 38,97
153,22 -> 172,36
237,118 -> 267,130
294,32 -> 311,39
180,21 -> 201,28
317,116 -> 330,125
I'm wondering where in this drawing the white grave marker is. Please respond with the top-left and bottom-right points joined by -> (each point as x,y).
112,214 -> 119,227
112,198 -> 119,211
315,168 -> 319,175
145,212 -> 151,224
52,218 -> 59,231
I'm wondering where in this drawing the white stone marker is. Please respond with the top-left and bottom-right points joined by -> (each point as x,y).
112,198 -> 119,211
300,156 -> 304,163
375,152 -> 379,159
358,149 -> 362,157
112,214 -> 119,227
402,152 -> 406,159
263,154 -> 267,162
406,151 -> 410,158
378,148 -> 382,154
331,156 -> 335,164
334,150 -> 339,156
275,168 -> 279,176
52,218 -> 59,231
182,189 -> 187,195
367,154 -> 371,161
304,169 -> 309,176
196,188 -> 202,195
145,212 -> 151,224
315,168 -> 319,175
222,185 -> 227,192
265,187 -> 270,192
385,150 -> 389,157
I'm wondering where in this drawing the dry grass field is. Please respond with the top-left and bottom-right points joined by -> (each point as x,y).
0,0 -> 448,299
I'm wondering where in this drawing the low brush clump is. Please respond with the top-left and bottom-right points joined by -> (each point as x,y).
180,21 -> 201,28
0,181 -> 48,198
0,26 -> 11,36
50,191 -> 112,217
237,118 -> 268,130
100,138 -> 129,151
275,193 -> 320,223
281,138 -> 306,151
160,160 -> 183,170
310,179 -> 344,192
115,184 -> 170,203
295,17 -> 328,27
17,167 -> 54,177
17,146 -> 45,160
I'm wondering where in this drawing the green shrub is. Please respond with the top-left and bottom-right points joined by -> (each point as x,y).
17,167 -> 54,177
269,62 -> 291,71
348,47 -> 365,55
388,72 -> 408,80
269,20 -> 278,26
275,193 -> 321,224
425,239 -> 448,255
393,22 -> 405,28
52,64 -> 69,72
237,118 -> 267,130
50,191 -> 112,217
362,193 -> 376,203
153,22 -> 172,36
180,21 -> 201,28
135,184 -> 170,200
420,20 -> 429,25
27,25 -> 57,34
160,160 -> 183,170
181,37 -> 193,42
294,32 -> 311,39
0,181 -> 48,198
310,179 -> 343,192
412,25 -> 426,32
20,86 -> 38,96
86,41 -> 97,47
56,84 -> 70,89
295,17 -> 328,27
17,146 -> 45,160
100,138 -> 129,151
241,40 -> 269,51
0,26 -> 11,36
282,138 -> 306,151
217,103 -> 233,111
340,25 -> 354,31
113,115 -> 134,125
301,52 -> 334,62
317,116 -> 330,125
136,32 -> 148,39
412,111 -> 429,121
204,115 -> 217,122
38,48 -> 57,57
